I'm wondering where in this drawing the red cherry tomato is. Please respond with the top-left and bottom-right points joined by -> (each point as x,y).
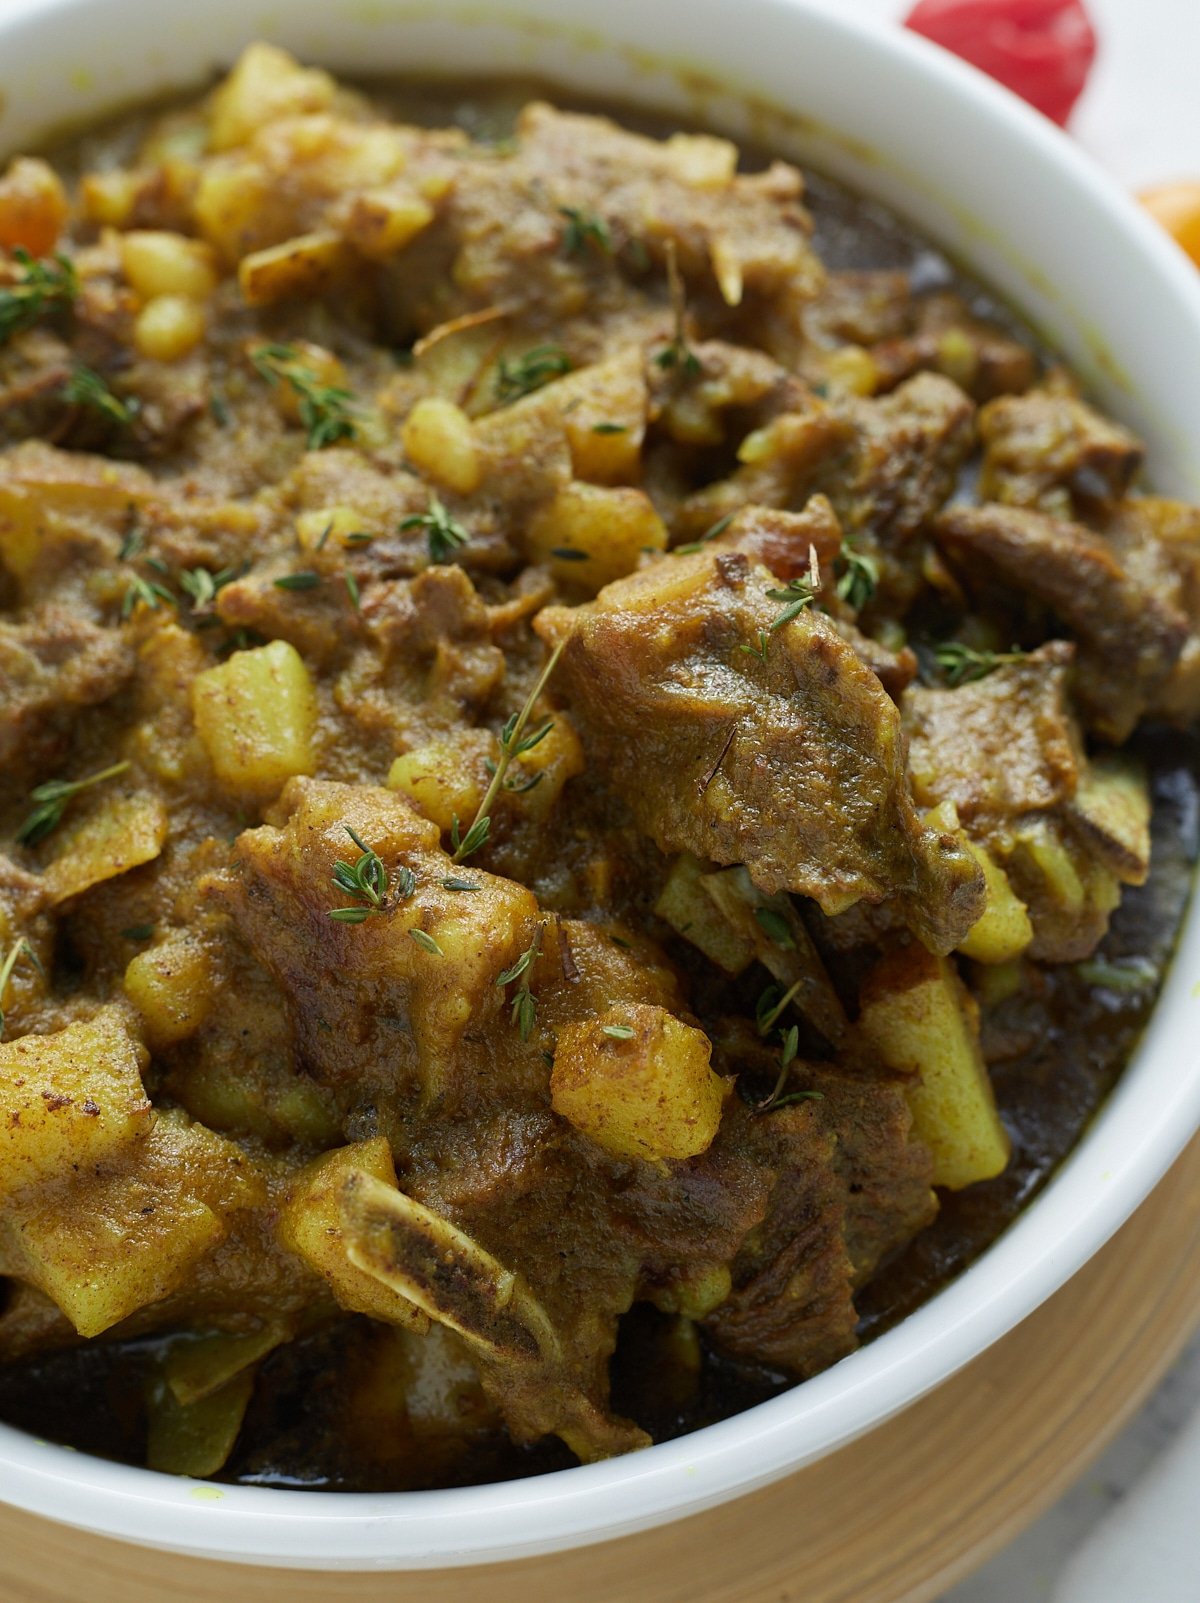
903,0 -> 1098,126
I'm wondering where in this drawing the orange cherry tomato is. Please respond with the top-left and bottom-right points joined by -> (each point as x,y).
1139,183 -> 1200,269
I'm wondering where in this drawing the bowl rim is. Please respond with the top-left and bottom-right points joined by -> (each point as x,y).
1,0 -> 1200,1571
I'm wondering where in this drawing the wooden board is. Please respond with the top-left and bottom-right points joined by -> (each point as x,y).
4,1133 -> 1200,1603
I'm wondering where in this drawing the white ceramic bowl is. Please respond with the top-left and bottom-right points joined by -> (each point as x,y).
2,0 -> 1199,1572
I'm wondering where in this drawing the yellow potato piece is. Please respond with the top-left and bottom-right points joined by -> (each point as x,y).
0,1007 -> 151,1203
525,482 -> 668,593
207,43 -> 335,152
120,230 -> 218,301
858,946 -> 1010,1191
551,1003 -> 728,1162
401,398 -> 481,496
238,231 -> 352,307
926,802 -> 1032,965
42,791 -> 168,907
192,639 -> 318,799
387,729 -> 494,834
124,931 -> 216,1049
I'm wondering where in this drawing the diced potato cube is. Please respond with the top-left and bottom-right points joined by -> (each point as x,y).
238,231 -> 351,307
192,639 -> 318,799
401,398 -> 481,495
550,1003 -> 728,1162
561,351 -> 647,485
14,1183 -> 221,1337
525,482 -> 668,592
164,1322 -> 290,1406
254,341 -> 347,426
120,231 -> 218,301
278,1139 -> 427,1332
346,187 -> 435,260
124,932 -> 216,1049
0,157 -> 69,255
654,854 -> 756,975
506,714 -> 585,820
133,294 -> 207,362
387,728 -> 494,833
926,802 -> 1032,966
191,159 -> 277,263
43,792 -> 168,908
0,1007 -> 151,1203
146,1367 -> 255,1476
858,946 -> 1010,1190
294,504 -> 374,551
80,168 -> 140,229
665,132 -> 738,188
207,43 -> 335,151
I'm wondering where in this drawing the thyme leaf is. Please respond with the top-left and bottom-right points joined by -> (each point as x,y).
559,206 -> 612,257
328,826 -> 413,922
601,1023 -> 636,1040
933,640 -> 1028,687
497,922 -> 545,1041
409,927 -> 444,955
494,344 -> 571,404
64,364 -> 137,428
0,937 -> 42,1039
0,249 -> 78,347
835,545 -> 879,611
16,760 -> 131,846
399,491 -> 470,565
250,343 -> 358,450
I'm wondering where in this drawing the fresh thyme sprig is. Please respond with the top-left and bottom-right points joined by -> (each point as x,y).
755,979 -> 804,1037
494,344 -> 572,404
121,572 -> 177,619
328,826 -> 415,923
559,206 -> 611,257
250,343 -> 358,450
496,921 -> 545,1040
835,545 -> 879,611
763,574 -> 818,632
16,760 -> 131,846
933,640 -> 1028,687
399,491 -> 470,565
0,937 -> 43,1040
0,249 -> 78,347
654,240 -> 701,378
451,641 -> 564,862
601,1022 -> 636,1040
64,364 -> 137,429
179,565 -> 238,615
675,511 -> 735,556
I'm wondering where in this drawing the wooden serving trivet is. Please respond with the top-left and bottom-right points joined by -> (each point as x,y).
4,1133 -> 1200,1603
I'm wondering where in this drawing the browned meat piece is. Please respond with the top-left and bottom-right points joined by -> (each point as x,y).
536,549 -> 984,953
903,647 -> 1151,961
825,615 -> 918,700
830,372 -> 976,548
978,389 -> 1143,517
0,605 -> 134,782
905,643 -> 1082,825
1105,496 -> 1200,723
705,494 -> 844,580
866,292 -> 1037,402
803,270 -> 914,349
703,1105 -> 857,1376
390,103 -> 824,357
933,502 -> 1188,742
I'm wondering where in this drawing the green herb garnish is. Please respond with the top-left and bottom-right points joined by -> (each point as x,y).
16,760 -> 131,847
64,364 -> 137,429
675,511 -> 735,556
179,566 -> 237,614
494,344 -> 572,404
452,641 -> 564,862
559,206 -> 612,257
591,421 -> 627,435
399,491 -> 470,565
121,573 -> 176,618
835,545 -> 879,611
754,906 -> 796,950
654,241 -> 701,378
408,927 -> 444,955
601,1023 -> 636,1040
764,575 -> 818,632
0,249 -> 77,347
328,826 -> 412,923
273,571 -> 322,592
250,343 -> 358,450
933,640 -> 1028,687
497,922 -> 545,1041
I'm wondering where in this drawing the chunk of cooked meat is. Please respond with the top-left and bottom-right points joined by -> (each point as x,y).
1104,495 -> 1200,724
905,642 -> 1082,826
536,549 -> 984,952
978,388 -> 1143,517
933,502 -> 1188,742
0,605 -> 133,782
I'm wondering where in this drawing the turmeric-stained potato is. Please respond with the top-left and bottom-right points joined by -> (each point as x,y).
525,482 -> 668,593
207,43 -> 336,152
925,802 -> 1032,966
551,1003 -> 728,1162
238,231 -> 352,307
124,931 -> 216,1049
401,397 -> 482,495
0,1007 -> 151,1203
858,946 -> 1010,1190
120,231 -> 219,302
0,156 -> 68,255
42,791 -> 169,907
387,728 -> 494,834
278,1139 -> 427,1332
192,639 -> 318,799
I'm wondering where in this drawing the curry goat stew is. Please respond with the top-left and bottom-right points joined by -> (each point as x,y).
0,45 -> 1196,1490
